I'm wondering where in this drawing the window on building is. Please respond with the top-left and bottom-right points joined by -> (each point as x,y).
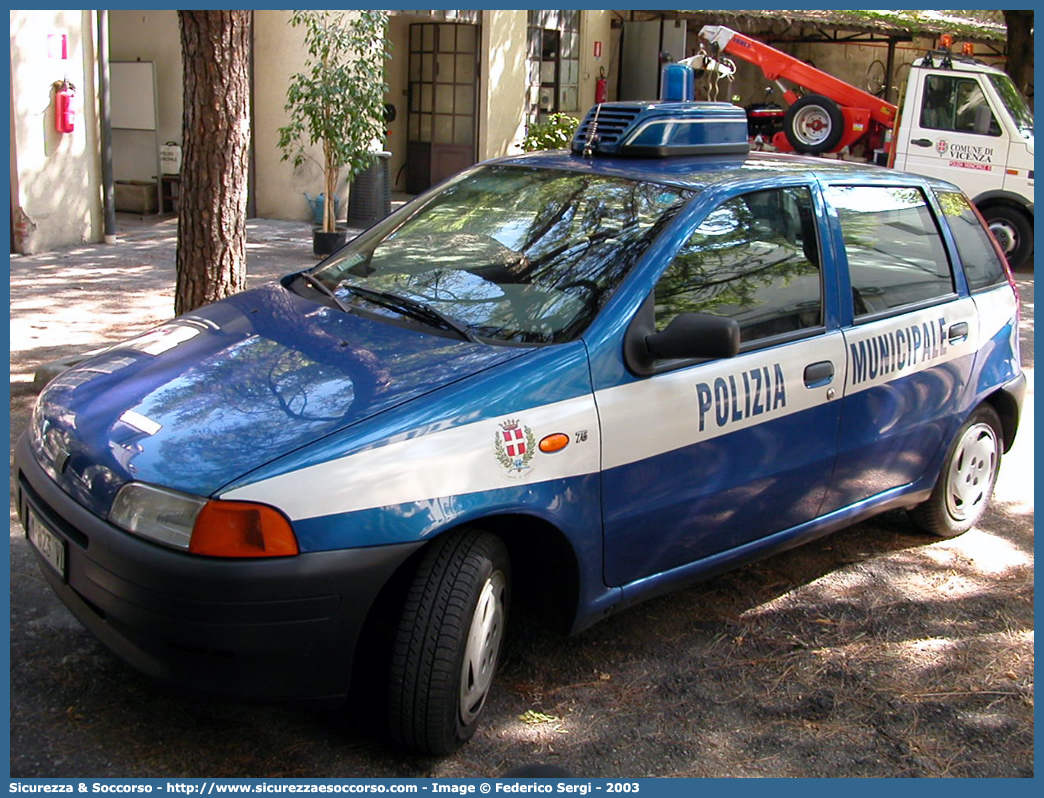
526,10 -> 580,124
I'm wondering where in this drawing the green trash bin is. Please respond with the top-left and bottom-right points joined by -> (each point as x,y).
348,151 -> 392,228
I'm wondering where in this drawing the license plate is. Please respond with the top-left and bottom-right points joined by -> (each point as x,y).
26,508 -> 67,581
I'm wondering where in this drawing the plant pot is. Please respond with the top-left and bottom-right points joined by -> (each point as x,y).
313,227 -> 349,257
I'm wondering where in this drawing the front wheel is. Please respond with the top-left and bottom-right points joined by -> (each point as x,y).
387,529 -> 510,755
983,204 -> 1033,271
908,406 -> 1003,538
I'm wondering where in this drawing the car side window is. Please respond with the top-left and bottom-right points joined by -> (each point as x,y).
919,75 -> 1001,136
825,185 -> 955,319
653,186 -> 823,345
934,190 -> 1007,291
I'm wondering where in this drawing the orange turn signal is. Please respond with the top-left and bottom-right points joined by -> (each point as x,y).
538,433 -> 570,454
189,500 -> 299,558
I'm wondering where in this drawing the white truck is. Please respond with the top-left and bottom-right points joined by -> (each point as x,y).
697,25 -> 1035,269
890,53 -> 1034,270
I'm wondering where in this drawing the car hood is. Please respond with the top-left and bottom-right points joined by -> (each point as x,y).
30,281 -> 525,517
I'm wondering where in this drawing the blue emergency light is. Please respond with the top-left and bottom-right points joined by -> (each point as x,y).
571,100 -> 750,157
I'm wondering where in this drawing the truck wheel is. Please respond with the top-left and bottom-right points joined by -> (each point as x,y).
983,205 -> 1033,271
387,529 -> 509,755
908,405 -> 1003,538
784,94 -> 845,154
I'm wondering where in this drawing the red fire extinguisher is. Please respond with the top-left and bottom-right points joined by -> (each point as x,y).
595,67 -> 608,105
53,80 -> 75,134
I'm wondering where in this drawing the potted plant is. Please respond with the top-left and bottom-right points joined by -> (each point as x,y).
522,113 -> 580,151
277,10 -> 390,256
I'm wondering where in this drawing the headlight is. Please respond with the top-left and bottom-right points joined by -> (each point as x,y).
109,482 -> 298,557
109,482 -> 205,549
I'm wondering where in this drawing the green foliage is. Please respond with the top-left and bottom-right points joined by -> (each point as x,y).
277,10 -> 390,231
522,113 -> 580,152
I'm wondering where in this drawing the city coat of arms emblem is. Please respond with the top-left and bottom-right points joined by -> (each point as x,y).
494,419 -> 536,478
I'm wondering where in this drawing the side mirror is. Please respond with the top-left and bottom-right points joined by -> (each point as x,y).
645,312 -> 740,361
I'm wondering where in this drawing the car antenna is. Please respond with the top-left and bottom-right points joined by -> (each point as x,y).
582,103 -> 602,158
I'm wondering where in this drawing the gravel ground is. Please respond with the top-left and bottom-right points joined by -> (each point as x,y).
8,216 -> 1034,778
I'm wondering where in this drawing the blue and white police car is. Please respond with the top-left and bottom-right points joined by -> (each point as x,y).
15,101 -> 1024,755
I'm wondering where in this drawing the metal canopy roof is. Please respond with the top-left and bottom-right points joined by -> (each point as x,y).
628,10 -> 1007,45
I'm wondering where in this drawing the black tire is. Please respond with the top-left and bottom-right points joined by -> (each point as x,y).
908,405 -> 1003,538
982,204 -> 1033,271
784,94 -> 845,154
387,529 -> 510,755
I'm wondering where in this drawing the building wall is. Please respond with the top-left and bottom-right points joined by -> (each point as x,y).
478,10 -> 612,160
8,8 -> 623,250
253,10 -> 394,224
479,10 -> 528,159
10,10 -> 102,253
581,11 -> 613,110
253,10 -> 315,222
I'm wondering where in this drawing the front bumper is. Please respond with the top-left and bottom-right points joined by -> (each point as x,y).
14,432 -> 422,701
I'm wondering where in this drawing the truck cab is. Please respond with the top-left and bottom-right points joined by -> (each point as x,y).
891,53 -> 1034,269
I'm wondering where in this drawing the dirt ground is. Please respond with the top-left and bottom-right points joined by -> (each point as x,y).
8,218 -> 1034,778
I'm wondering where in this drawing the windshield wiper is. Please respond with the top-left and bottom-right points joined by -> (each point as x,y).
295,271 -> 351,313
341,284 -> 480,343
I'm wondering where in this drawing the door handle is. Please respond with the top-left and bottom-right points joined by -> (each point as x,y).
911,138 -> 933,148
804,361 -> 834,387
948,322 -> 969,344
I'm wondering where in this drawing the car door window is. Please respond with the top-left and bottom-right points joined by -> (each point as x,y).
825,185 -> 955,319
920,74 -> 1001,136
653,186 -> 822,345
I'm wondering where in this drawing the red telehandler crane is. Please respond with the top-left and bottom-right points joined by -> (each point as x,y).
697,24 -> 899,155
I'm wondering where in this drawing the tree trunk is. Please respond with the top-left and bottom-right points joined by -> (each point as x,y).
176,10 -> 252,315
1003,10 -> 1034,102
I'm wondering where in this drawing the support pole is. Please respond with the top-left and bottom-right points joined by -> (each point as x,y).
97,9 -> 116,243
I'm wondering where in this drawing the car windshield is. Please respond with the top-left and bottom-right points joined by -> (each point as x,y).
988,73 -> 1034,139
309,165 -> 692,344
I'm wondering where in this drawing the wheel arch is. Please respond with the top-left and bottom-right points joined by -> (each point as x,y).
971,190 -> 1034,215
354,513 -> 582,668
482,513 -> 582,634
983,388 -> 1021,454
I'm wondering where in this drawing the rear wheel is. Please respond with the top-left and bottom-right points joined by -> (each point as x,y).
908,406 -> 1003,538
387,529 -> 509,755
784,94 -> 845,154
983,204 -> 1033,271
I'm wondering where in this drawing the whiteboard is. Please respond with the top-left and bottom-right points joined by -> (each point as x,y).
110,61 -> 157,130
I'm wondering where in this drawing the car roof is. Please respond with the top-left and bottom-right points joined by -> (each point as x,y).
490,149 -> 962,194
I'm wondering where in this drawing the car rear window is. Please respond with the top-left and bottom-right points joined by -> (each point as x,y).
934,190 -> 1008,292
